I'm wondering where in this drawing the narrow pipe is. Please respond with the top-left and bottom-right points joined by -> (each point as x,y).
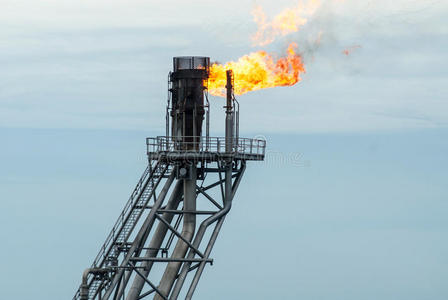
170,69 -> 237,300
170,163 -> 246,300
125,180 -> 184,300
226,70 -> 233,110
80,268 -> 109,300
185,163 -> 231,300
153,167 -> 197,300
166,72 -> 170,138
80,269 -> 92,300
225,70 -> 234,153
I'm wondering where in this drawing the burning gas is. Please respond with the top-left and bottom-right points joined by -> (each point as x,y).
208,43 -> 305,97
251,0 -> 321,46
208,1 -> 321,98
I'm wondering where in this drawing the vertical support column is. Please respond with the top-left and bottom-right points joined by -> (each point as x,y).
153,166 -> 197,300
183,160 -> 234,300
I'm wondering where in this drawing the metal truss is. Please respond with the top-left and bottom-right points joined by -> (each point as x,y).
74,159 -> 247,300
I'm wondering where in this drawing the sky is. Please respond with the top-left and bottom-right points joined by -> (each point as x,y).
0,0 -> 447,299
1,0 -> 447,133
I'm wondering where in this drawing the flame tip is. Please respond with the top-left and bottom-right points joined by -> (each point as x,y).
208,42 -> 305,97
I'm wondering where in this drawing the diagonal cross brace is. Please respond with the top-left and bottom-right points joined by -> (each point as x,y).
154,214 -> 206,259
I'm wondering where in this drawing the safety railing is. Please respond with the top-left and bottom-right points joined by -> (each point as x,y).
147,136 -> 266,157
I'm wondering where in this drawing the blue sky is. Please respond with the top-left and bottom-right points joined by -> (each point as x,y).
1,0 -> 447,299
1,128 -> 447,299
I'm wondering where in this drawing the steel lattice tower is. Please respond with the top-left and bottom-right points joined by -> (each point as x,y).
73,57 -> 265,300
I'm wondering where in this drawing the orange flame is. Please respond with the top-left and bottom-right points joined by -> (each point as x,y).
252,0 -> 321,46
208,43 -> 305,97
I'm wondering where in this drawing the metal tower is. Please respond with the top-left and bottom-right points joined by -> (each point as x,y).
74,57 -> 265,300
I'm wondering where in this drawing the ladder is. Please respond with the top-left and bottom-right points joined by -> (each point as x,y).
73,135 -> 264,299
73,159 -> 170,300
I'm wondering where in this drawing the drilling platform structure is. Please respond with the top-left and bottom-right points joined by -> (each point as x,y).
74,57 -> 266,300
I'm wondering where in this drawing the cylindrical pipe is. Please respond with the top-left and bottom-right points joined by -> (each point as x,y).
185,164 -> 231,300
225,70 -> 234,153
125,180 -> 184,300
80,268 -> 109,300
80,268 -> 91,300
225,70 -> 233,111
154,166 -> 197,300
225,113 -> 234,153
170,163 -> 246,300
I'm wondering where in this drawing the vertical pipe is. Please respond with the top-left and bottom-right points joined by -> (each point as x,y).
234,99 -> 239,151
153,167 -> 197,300
170,163 -> 246,300
205,93 -> 210,150
170,71 -> 240,300
185,163 -> 231,300
225,70 -> 234,153
226,70 -> 232,110
166,72 -> 170,138
80,269 -> 90,300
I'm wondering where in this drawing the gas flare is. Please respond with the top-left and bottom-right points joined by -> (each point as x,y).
208,43 -> 305,97
252,0 -> 321,46
207,1 -> 325,97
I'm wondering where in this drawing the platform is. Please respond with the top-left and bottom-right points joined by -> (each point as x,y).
146,136 -> 266,162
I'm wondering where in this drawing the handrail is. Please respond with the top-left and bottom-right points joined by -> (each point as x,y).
91,164 -> 152,268
146,136 -> 266,157
74,160 -> 171,300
